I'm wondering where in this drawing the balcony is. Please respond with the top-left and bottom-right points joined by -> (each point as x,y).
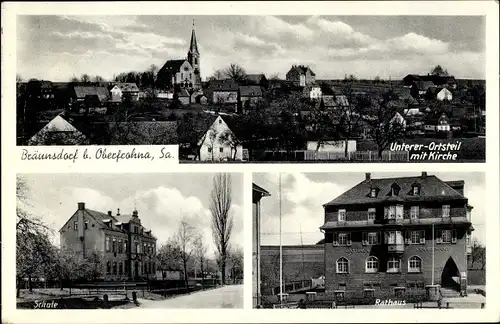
386,243 -> 405,253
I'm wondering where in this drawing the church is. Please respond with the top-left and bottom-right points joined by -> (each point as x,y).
156,21 -> 201,91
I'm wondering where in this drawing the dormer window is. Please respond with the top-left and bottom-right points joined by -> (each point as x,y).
370,188 -> 377,198
390,183 -> 401,196
412,182 -> 421,195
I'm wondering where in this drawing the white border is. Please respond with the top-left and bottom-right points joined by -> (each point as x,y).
2,1 -> 499,323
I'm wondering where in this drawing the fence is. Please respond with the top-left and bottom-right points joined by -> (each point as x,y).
252,150 -> 409,162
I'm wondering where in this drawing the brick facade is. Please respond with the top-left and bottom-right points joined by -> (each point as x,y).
321,173 -> 473,300
59,202 -> 157,281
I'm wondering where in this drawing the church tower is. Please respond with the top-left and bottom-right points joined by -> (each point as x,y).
187,19 -> 201,90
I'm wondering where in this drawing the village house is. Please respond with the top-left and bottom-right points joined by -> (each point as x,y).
390,112 -> 407,131
197,115 -> 243,161
286,65 -> 316,87
59,202 -> 157,280
427,87 -> 453,101
211,80 -> 239,108
28,114 -> 88,145
303,83 -> 322,100
71,86 -> 110,109
246,73 -> 269,88
109,83 -> 140,102
425,113 -> 451,135
156,24 -> 201,90
321,172 -> 473,300
177,88 -> 191,105
239,85 -> 263,111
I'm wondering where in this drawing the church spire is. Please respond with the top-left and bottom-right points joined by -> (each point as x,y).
189,18 -> 199,54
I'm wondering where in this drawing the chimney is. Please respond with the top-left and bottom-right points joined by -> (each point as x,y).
365,173 -> 371,181
78,202 -> 85,210
107,211 -> 112,216
117,208 -> 120,216
133,210 -> 138,217
421,172 -> 428,179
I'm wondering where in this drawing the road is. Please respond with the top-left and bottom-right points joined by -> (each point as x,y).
137,285 -> 243,309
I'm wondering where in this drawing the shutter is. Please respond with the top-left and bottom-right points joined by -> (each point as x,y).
362,232 -> 367,245
451,229 -> 457,244
420,230 -> 426,244
436,229 -> 442,244
347,233 -> 352,246
405,231 -> 410,244
333,232 -> 338,246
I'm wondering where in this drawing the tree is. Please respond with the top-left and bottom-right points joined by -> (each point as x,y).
210,173 -> 234,285
173,218 -> 196,291
193,233 -> 208,289
70,76 -> 79,83
209,69 -> 225,81
223,64 -> 247,83
269,73 -> 280,80
93,75 -> 105,83
469,238 -> 486,270
16,176 -> 55,296
157,239 -> 183,276
227,246 -> 243,283
362,91 -> 408,158
219,129 -> 242,161
80,74 -> 91,83
430,65 -> 449,77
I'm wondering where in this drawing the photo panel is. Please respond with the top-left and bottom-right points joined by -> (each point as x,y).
16,172 -> 244,309
253,172 -> 486,309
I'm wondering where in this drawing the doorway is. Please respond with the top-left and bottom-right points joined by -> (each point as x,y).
441,257 -> 460,290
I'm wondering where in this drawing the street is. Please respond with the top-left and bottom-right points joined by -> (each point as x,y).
137,284 -> 243,309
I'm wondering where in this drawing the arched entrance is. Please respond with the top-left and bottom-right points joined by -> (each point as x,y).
441,257 -> 460,290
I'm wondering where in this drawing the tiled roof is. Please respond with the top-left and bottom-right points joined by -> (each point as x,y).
160,59 -> 188,73
239,85 -> 263,97
85,209 -> 126,232
113,83 -> 139,92
73,86 -> 109,101
108,121 -> 178,145
323,175 -> 466,206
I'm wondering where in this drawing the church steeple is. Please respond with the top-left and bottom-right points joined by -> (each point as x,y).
189,19 -> 199,55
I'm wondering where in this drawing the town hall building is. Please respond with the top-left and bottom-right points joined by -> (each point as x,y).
59,202 -> 157,281
320,172 -> 473,301
156,21 -> 201,91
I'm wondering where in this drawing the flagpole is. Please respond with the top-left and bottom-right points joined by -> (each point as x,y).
432,223 -> 435,285
279,173 -> 283,304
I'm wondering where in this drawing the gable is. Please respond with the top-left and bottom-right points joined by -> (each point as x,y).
197,116 -> 236,146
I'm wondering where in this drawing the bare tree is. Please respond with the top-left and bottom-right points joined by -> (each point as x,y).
227,246 -> 243,283
209,69 -> 225,81
469,238 -> 486,270
219,129 -> 241,161
193,232 -> 208,289
210,173 -> 234,285
70,76 -> 79,83
173,218 -> 196,291
93,75 -> 105,83
223,64 -> 247,83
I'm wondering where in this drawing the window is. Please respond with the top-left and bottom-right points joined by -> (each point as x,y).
194,58 -> 198,65
413,186 -> 420,195
410,206 -> 419,219
152,263 -> 156,273
334,291 -> 345,301
208,147 -> 212,153
408,256 -> 422,273
219,147 -> 223,153
364,289 -> 375,299
387,257 -> 401,273
442,205 -> 450,218
370,188 -> 377,197
119,262 -> 123,275
112,262 -> 117,275
84,221 -> 88,229
124,240 -> 128,253
118,240 -> 123,253
466,233 -> 471,247
135,241 -> 140,253
334,233 -> 351,246
363,232 -> 380,245
365,256 -> 379,273
189,73 -> 192,79
112,238 -> 116,253
181,73 -> 184,79
385,231 -> 403,245
74,221 -> 78,230
106,261 -> 111,274
125,261 -> 129,274
338,209 -> 346,222
367,208 -> 376,221
441,229 -> 452,243
391,184 -> 400,196
336,257 -> 349,273
385,205 -> 403,220
394,288 -> 405,298
106,237 -> 111,252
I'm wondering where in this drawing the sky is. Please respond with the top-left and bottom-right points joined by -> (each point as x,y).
253,172 -> 486,246
19,173 -> 243,258
17,15 -> 485,82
